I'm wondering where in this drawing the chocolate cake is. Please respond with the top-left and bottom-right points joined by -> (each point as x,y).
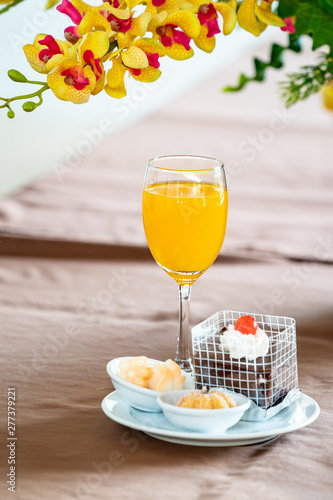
193,318 -> 298,409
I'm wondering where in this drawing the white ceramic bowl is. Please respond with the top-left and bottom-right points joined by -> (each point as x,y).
158,389 -> 251,432
106,357 -> 194,413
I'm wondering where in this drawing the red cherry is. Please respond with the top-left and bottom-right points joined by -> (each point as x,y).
234,315 -> 258,335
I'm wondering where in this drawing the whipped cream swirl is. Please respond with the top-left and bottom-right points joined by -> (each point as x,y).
219,324 -> 269,360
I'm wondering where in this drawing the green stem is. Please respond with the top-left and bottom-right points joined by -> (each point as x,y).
0,80 -> 50,117
0,0 -> 25,15
279,55 -> 333,107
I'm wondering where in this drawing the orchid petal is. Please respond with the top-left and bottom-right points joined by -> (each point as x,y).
158,0 -> 179,14
131,12 -> 152,37
106,56 -> 126,88
322,83 -> 333,111
79,31 -> 110,59
121,46 -> 149,69
166,11 -> 200,38
23,44 -> 48,74
38,35 -> 62,54
281,17 -> 296,34
23,35 -> 69,74
131,66 -> 161,82
134,37 -> 166,57
105,57 -> 127,98
215,1 -> 237,35
237,0 -> 261,36
197,4 -> 220,38
254,0 -> 285,27
91,68 -> 105,95
47,57 -> 94,103
64,26 -> 81,44
105,82 -> 127,98
62,66 -> 90,90
57,0 -> 82,25
164,43 -> 194,60
78,11 -> 111,36
148,11 -> 168,32
102,4 -> 131,20
194,25 -> 215,53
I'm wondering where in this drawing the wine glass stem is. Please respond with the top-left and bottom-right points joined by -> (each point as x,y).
175,284 -> 193,373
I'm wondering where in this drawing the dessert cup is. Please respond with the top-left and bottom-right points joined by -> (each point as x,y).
158,389 -> 250,432
107,357 -> 193,412
192,311 -> 298,409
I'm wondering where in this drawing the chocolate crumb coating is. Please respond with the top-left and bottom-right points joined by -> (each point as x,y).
193,327 -> 298,408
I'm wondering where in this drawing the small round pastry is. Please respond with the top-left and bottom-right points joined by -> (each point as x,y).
117,356 -> 153,388
177,389 -> 236,409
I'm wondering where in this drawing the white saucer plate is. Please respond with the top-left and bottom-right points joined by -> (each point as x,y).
101,391 -> 320,447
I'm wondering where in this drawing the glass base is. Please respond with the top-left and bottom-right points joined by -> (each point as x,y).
175,356 -> 193,373
158,264 -> 205,285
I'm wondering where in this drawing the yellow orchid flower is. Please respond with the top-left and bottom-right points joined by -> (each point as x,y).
47,57 -> 96,104
130,38 -> 165,81
148,11 -> 168,33
237,0 -> 285,37
46,0 -> 60,8
56,0 -> 94,43
145,0 -> 179,16
23,35 -> 70,74
322,83 -> 333,111
215,0 -> 237,34
78,31 -> 110,61
105,57 -> 127,98
117,11 -> 152,49
78,3 -> 132,36
193,1 -> 237,53
78,11 -> 112,36
77,31 -> 110,95
105,38 -> 165,97
131,11 -> 152,36
153,10 -> 201,60
57,1 -> 130,40
126,0 -> 144,9
57,0 -> 92,19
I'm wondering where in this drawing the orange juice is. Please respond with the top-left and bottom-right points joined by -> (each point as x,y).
142,182 -> 228,284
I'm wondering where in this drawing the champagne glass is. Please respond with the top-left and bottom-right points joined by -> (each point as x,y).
142,155 -> 228,372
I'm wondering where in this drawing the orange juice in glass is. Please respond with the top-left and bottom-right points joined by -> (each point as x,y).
142,156 -> 228,371
143,182 -> 228,284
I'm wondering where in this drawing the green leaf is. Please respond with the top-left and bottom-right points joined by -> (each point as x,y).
224,74 -> 249,92
289,36 -> 302,53
223,36 -> 302,92
270,44 -> 285,68
22,101 -> 37,112
253,59 -> 266,81
278,0 -> 299,17
313,0 -> 333,16
278,0 -> 333,51
8,69 -> 28,83
108,40 -> 118,52
279,53 -> 333,107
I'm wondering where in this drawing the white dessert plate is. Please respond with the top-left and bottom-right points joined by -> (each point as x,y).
101,391 -> 320,447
